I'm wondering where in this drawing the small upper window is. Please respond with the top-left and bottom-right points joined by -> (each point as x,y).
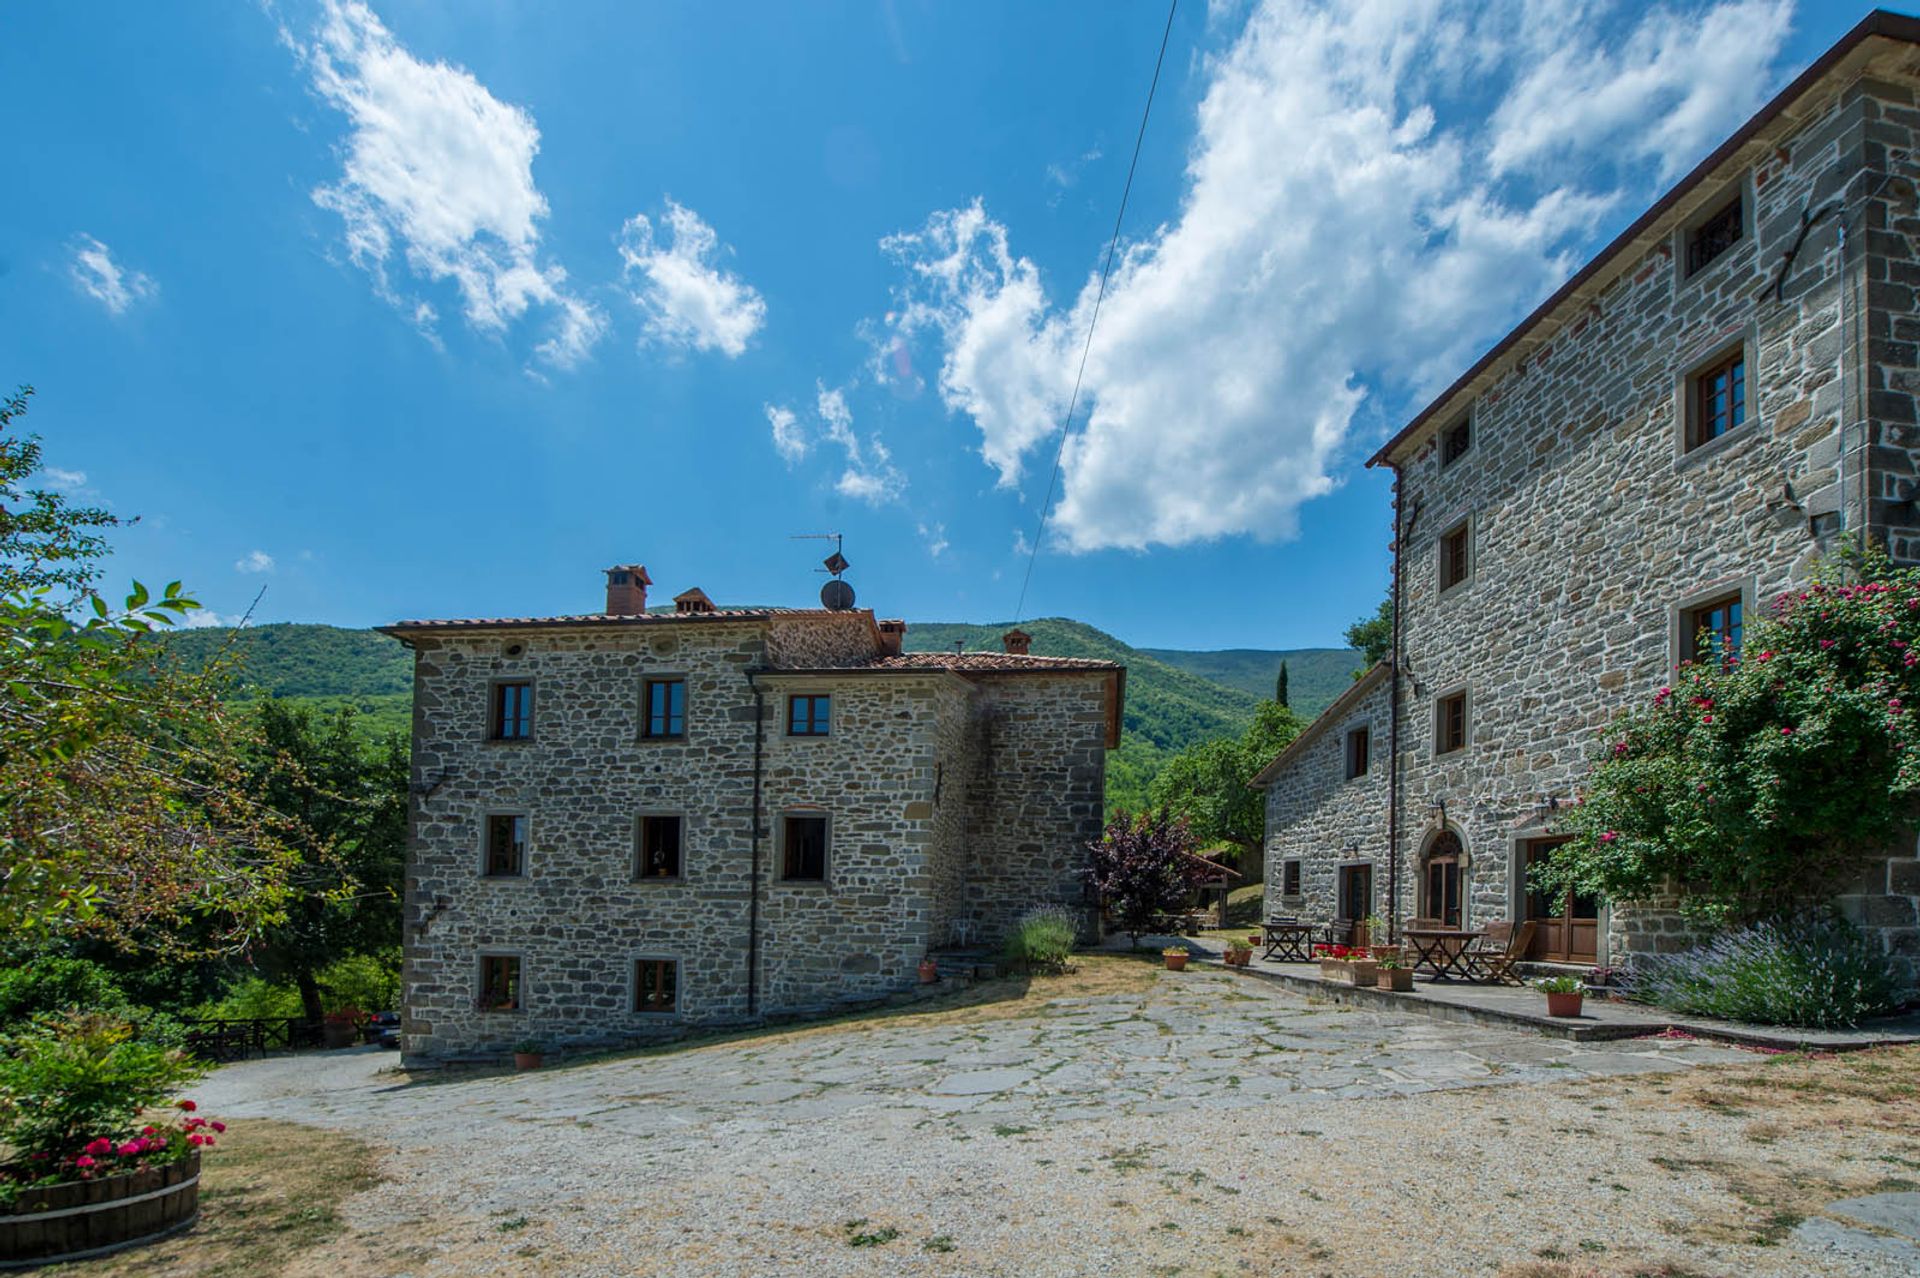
1686,194 -> 1743,276
782,815 -> 828,882
1436,691 -> 1467,755
1441,419 -> 1471,468
1688,350 -> 1747,451
478,955 -> 521,1012
1684,593 -> 1744,666
1344,726 -> 1370,780
643,678 -> 686,740
484,814 -> 527,877
634,959 -> 678,1014
491,681 -> 532,740
636,815 -> 683,879
1439,522 -> 1471,592
788,694 -> 831,737
1281,860 -> 1302,897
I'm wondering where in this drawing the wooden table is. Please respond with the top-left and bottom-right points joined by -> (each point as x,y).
1260,920 -> 1322,963
1402,928 -> 1485,981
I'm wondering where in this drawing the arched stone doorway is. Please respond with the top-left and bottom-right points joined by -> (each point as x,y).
1419,829 -> 1465,928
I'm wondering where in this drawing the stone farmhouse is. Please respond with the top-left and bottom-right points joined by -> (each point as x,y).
1260,10 -> 1920,986
381,566 -> 1123,1062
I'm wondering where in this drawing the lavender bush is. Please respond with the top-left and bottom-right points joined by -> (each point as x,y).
1627,917 -> 1902,1028
1003,906 -> 1079,972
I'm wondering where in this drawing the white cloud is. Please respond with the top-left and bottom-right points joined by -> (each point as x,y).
918,522 -> 949,558
294,0 -> 603,370
234,550 -> 275,574
877,0 -> 1793,551
815,383 -> 905,504
38,467 -> 90,494
766,404 -> 808,462
618,201 -> 766,357
69,236 -> 156,315
175,609 -> 242,630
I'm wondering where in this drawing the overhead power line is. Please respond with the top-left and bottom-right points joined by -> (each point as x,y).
1013,0 -> 1179,624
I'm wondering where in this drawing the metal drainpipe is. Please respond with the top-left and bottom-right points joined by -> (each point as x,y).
746,674 -> 767,1017
1387,463 -> 1405,944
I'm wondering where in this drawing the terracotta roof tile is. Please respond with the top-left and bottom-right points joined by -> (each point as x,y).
380,608 -> 849,633
859,652 -> 1121,673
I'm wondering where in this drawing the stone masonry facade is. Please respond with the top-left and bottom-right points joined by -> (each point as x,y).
1261,21 -> 1920,987
386,585 -> 1120,1063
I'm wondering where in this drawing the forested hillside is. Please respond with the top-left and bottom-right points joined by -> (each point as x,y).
1142,646 -> 1364,712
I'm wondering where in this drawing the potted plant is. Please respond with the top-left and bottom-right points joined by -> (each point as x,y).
1312,943 -> 1379,987
917,957 -> 940,985
1224,940 -> 1252,968
1534,974 -> 1584,1018
0,1014 -> 219,1268
512,1038 -> 545,1070
1375,953 -> 1414,992
1161,945 -> 1190,972
322,1006 -> 364,1050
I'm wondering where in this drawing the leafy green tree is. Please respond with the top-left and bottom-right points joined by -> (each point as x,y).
1275,660 -> 1289,707
244,701 -> 407,1021
1345,596 -> 1392,669
0,386 -> 119,598
1149,700 -> 1302,867
1541,548 -> 1920,925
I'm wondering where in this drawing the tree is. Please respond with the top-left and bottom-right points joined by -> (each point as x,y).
1085,810 -> 1209,943
1,384 -> 299,950
1275,660 -> 1290,707
1541,547 -> 1920,925
243,701 -> 407,1021
1148,700 -> 1302,867
1345,596 -> 1392,670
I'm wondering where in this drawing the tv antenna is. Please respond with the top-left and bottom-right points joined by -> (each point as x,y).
790,532 -> 855,610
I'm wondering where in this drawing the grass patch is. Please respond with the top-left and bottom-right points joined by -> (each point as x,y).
59,1118 -> 382,1277
842,1219 -> 901,1248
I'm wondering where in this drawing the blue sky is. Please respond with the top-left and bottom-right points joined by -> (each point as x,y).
0,0 -> 1882,649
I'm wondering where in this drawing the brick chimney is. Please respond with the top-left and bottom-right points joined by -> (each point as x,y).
605,564 -> 652,615
877,619 -> 907,656
1002,627 -> 1031,656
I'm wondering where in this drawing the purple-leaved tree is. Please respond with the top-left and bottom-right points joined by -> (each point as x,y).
1085,809 -> 1209,946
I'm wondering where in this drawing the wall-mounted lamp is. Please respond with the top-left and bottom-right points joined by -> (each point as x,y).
1427,797 -> 1447,827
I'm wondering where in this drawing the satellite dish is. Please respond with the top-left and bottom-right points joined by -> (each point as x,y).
821,579 -> 856,611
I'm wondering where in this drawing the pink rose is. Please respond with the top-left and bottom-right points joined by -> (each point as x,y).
210,1122 -> 226,1133
116,1142 -> 140,1158
177,1100 -> 196,1113
84,1138 -> 112,1156
74,1156 -> 95,1169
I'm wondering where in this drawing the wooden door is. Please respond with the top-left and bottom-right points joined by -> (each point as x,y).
1338,863 -> 1373,944
1523,838 -> 1600,963
1422,832 -> 1463,927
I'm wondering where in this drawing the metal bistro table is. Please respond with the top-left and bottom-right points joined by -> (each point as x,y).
1260,919 -> 1323,963
1402,927 -> 1485,981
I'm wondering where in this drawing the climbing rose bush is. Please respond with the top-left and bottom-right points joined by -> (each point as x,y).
1542,548 -> 1920,925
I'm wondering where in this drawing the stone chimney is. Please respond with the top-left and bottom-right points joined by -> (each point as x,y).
673,587 -> 716,614
605,564 -> 652,615
877,619 -> 907,656
1002,627 -> 1032,656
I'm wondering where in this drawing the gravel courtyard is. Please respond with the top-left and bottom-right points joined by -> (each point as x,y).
193,958 -> 1920,1278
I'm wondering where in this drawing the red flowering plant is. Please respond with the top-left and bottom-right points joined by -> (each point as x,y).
1540,546 -> 1920,926
1312,944 -> 1373,961
0,1012 -> 220,1204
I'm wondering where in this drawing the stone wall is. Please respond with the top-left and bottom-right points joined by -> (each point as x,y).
1380,67 -> 1920,979
1261,670 -> 1392,927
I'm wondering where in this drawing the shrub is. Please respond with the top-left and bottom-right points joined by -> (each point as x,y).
0,957 -> 129,1026
1004,906 -> 1078,972
1085,809 -> 1209,943
0,1012 -> 207,1164
1628,917 -> 1902,1029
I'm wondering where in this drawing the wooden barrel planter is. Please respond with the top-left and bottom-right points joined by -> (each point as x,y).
0,1151 -> 199,1269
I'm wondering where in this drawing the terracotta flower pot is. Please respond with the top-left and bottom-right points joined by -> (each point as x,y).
1225,950 -> 1251,967
917,958 -> 940,984
513,1052 -> 544,1070
1247,935 -> 1261,947
1163,953 -> 1188,971
1377,967 -> 1414,992
1545,992 -> 1584,1018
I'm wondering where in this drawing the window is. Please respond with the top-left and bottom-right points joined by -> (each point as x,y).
478,955 -> 521,1011
1344,726 -> 1370,780
788,694 -> 831,736
1441,418 -> 1471,467
634,959 -> 678,1014
782,815 -> 828,881
1684,593 -> 1744,665
1688,350 -> 1747,450
636,815 -> 683,879
490,681 -> 532,740
1686,194 -> 1743,276
1281,859 -> 1302,897
1439,521 -> 1471,591
484,814 -> 527,877
1436,690 -> 1467,754
643,678 -> 686,739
